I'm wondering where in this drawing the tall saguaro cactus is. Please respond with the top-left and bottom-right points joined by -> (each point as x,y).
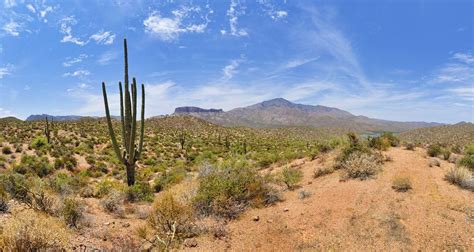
102,38 -> 145,186
44,116 -> 51,144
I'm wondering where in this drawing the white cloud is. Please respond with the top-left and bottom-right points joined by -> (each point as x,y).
144,6 -> 210,42
90,31 -> 116,45
4,0 -> 15,8
222,57 -> 245,81
63,70 -> 90,77
257,0 -> 288,20
0,64 -> 13,78
59,16 -> 87,46
26,4 -> 36,13
0,107 -> 14,118
97,50 -> 118,65
63,54 -> 88,67
2,21 -> 21,36
448,86 -> 474,101
225,0 -> 248,37
452,52 -> 474,64
284,57 -> 319,69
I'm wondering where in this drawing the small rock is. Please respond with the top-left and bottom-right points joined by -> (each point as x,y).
104,222 -> 110,226
307,181 -> 312,185
141,241 -> 153,251
283,208 -> 289,212
428,158 -> 440,167
252,216 -> 260,221
267,219 -> 273,223
122,223 -> 130,228
183,238 -> 198,248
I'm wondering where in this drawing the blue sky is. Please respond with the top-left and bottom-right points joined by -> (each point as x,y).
0,0 -> 472,123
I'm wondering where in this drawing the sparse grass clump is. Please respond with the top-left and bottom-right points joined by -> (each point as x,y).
313,166 -> 334,178
277,166 -> 303,190
404,142 -> 416,151
2,146 -> 12,155
60,197 -> 83,228
0,210 -> 70,250
392,176 -> 412,192
445,166 -> 473,190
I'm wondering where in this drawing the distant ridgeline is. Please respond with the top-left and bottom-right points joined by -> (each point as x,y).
25,114 -> 121,121
174,107 -> 224,114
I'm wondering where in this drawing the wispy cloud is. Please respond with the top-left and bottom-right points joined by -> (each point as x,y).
0,64 -> 13,78
222,0 -> 248,36
0,107 -> 14,117
89,30 -> 116,45
222,57 -> 245,81
59,16 -> 87,46
2,21 -> 22,36
257,0 -> 288,20
3,0 -> 15,8
144,5 -> 211,41
63,70 -> 90,77
63,54 -> 88,67
432,52 -> 474,84
97,50 -> 118,65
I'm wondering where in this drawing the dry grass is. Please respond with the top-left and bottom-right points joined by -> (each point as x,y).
340,152 -> 383,180
392,176 -> 413,192
0,210 -> 71,250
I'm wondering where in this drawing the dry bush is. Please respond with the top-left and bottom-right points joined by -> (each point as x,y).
313,166 -> 334,178
101,190 -> 125,214
148,183 -> 195,241
277,166 -> 303,190
340,152 -> 383,180
445,166 -> 473,191
392,176 -> 412,192
0,210 -> 70,250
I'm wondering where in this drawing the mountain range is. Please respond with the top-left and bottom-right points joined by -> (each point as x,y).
6,98 -> 443,132
173,98 -> 442,132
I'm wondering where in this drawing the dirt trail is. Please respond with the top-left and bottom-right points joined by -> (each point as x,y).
192,147 -> 474,251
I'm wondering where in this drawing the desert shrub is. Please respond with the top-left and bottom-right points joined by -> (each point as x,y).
442,149 -> 451,160
298,190 -> 312,200
445,166 -> 473,190
458,152 -> 474,171
62,154 -> 78,171
405,142 -> 415,151
368,136 -> 390,151
126,182 -> 154,202
464,144 -> 474,155
153,167 -> 186,192
257,152 -> 277,168
101,190 -> 125,213
193,163 -> 274,219
336,133 -> 372,167
0,210 -> 70,250
380,132 -> 400,147
277,166 -> 303,190
148,190 -> 195,239
392,176 -> 412,192
60,197 -> 83,228
340,152 -> 383,180
313,166 -> 334,178
13,155 -> 53,178
0,195 -> 9,213
2,146 -> 12,155
427,144 -> 443,157
30,136 -> 49,151
95,179 -> 124,198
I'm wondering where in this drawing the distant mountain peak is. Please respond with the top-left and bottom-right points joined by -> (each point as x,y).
260,98 -> 294,107
174,106 -> 224,114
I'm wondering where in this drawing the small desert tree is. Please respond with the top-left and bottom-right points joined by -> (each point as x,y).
102,38 -> 145,186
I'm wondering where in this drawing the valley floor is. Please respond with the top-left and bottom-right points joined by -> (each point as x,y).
191,147 -> 473,251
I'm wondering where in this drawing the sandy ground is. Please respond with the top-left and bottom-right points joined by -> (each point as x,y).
190,147 -> 473,251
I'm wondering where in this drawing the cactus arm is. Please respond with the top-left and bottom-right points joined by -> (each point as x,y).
119,81 -> 126,146
129,78 -> 138,163
137,83 -> 145,160
102,82 -> 124,164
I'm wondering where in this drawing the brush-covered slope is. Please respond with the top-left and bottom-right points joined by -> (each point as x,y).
399,122 -> 474,146
174,98 -> 441,132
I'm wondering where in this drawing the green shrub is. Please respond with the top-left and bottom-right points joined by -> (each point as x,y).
277,166 -> 303,190
13,155 -> 53,178
458,155 -> 474,171
30,136 -> 49,151
313,166 -> 334,178
101,190 -> 125,213
126,182 -> 154,202
427,144 -> 442,157
60,197 -> 83,228
193,163 -> 275,219
153,167 -> 186,192
2,146 -> 12,155
464,144 -> 474,155
404,142 -> 415,151
368,136 -> 390,151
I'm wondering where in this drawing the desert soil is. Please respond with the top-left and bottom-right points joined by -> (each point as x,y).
191,147 -> 473,251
